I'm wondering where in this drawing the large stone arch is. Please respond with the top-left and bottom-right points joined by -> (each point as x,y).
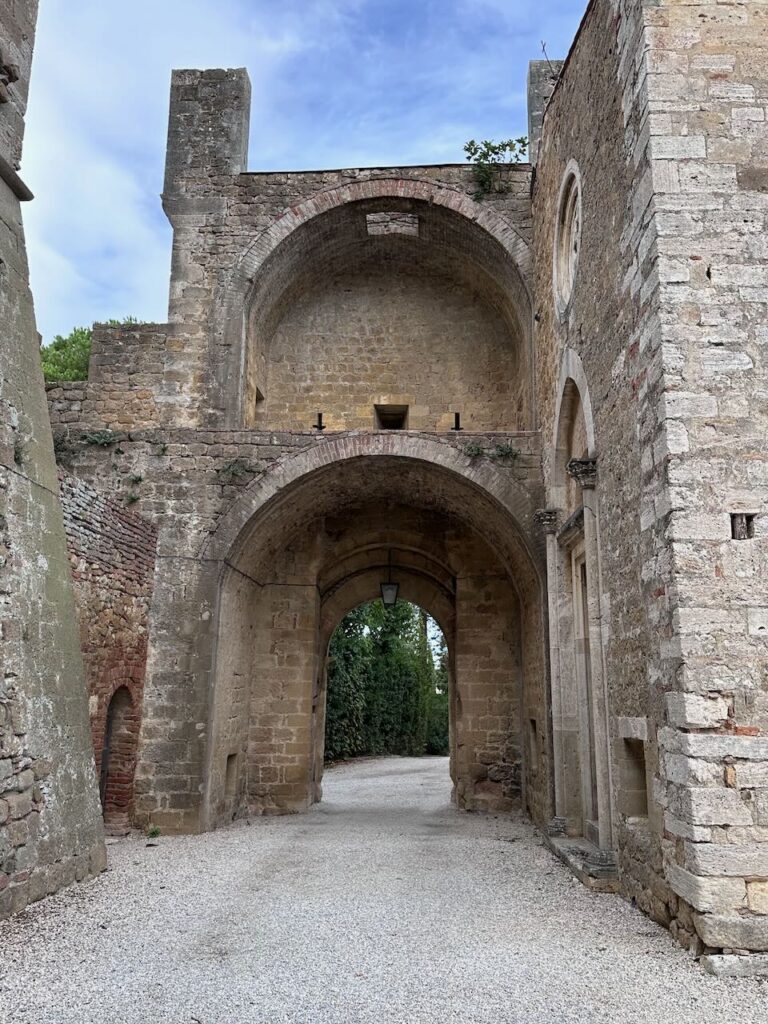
226,178 -> 532,303
210,178 -> 534,429
203,433 -> 544,571
184,433 -> 549,830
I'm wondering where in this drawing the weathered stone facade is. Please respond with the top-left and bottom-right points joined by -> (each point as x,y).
532,0 -> 768,973
3,0 -> 764,975
0,0 -> 104,920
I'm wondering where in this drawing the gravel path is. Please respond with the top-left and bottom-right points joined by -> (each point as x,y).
1,756 -> 767,1023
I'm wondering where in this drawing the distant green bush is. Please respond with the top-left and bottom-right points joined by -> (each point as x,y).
40,326 -> 92,381
40,317 -> 137,382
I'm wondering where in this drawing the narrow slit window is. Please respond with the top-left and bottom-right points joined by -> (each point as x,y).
225,753 -> 238,797
528,718 -> 539,772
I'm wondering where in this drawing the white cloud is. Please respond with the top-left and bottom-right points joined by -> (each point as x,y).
22,0 -> 585,340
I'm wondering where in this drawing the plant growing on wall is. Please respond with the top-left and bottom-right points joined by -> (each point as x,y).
463,137 -> 528,200
83,429 -> 121,447
217,457 -> 256,483
463,440 -> 521,462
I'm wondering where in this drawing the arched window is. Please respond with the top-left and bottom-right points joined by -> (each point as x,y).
99,686 -> 136,824
554,162 -> 582,318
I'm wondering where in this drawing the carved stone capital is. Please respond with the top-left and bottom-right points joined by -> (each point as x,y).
566,457 -> 597,489
534,508 -> 560,535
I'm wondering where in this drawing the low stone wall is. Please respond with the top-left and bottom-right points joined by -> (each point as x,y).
59,474 -> 158,824
46,383 -> 161,431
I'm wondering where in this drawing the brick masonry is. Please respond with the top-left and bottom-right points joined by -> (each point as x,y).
59,473 -> 157,824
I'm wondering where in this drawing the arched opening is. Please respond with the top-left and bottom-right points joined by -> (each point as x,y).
242,198 -> 531,433
200,442 -> 547,830
322,600 -> 450,788
211,180 -> 533,431
546,351 -> 613,852
99,686 -> 137,828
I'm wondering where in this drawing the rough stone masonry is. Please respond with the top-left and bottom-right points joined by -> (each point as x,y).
3,0 -> 768,981
0,0 -> 105,919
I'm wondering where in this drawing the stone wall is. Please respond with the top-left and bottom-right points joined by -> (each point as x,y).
534,0 -> 664,903
0,0 -> 105,920
636,0 -> 768,965
534,0 -> 768,968
157,65 -> 534,430
59,473 -> 157,824
252,259 -> 525,432
46,421 -> 545,832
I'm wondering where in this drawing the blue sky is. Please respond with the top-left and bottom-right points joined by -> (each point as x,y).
23,0 -> 585,341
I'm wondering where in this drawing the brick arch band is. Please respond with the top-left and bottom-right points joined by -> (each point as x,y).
201,432 -> 545,582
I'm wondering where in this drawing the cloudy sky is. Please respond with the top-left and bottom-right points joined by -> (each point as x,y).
22,0 -> 584,342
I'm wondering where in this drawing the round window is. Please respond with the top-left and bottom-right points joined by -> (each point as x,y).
554,163 -> 582,317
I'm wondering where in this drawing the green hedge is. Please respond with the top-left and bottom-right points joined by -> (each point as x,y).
325,601 -> 449,761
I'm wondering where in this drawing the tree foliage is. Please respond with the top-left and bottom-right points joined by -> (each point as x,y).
324,601 -> 449,762
40,318 -> 137,382
463,136 -> 529,200
40,326 -> 93,381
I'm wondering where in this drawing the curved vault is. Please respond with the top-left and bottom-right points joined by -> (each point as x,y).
211,180 -> 534,430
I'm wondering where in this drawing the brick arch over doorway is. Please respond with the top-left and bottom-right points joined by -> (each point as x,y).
131,433 -> 547,834
200,435 -> 545,829
208,179 -> 534,430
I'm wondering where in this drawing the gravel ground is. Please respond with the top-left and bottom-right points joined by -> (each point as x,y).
1,756 -> 767,1023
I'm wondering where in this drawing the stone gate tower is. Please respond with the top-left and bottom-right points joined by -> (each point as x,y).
33,0 -> 768,976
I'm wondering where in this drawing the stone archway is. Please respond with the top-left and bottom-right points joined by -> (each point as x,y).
99,685 -> 137,827
206,179 -> 535,430
200,436 -> 545,829
118,433 -> 548,834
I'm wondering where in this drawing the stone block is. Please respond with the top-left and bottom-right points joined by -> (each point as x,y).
694,912 -> 768,952
747,608 -> 768,639
668,785 -> 752,826
5,790 -> 32,820
653,135 -> 706,160
686,843 -> 768,877
737,764 -> 768,789
701,953 -> 768,977
666,863 -> 746,913
747,881 -> 768,915
666,693 -> 729,729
